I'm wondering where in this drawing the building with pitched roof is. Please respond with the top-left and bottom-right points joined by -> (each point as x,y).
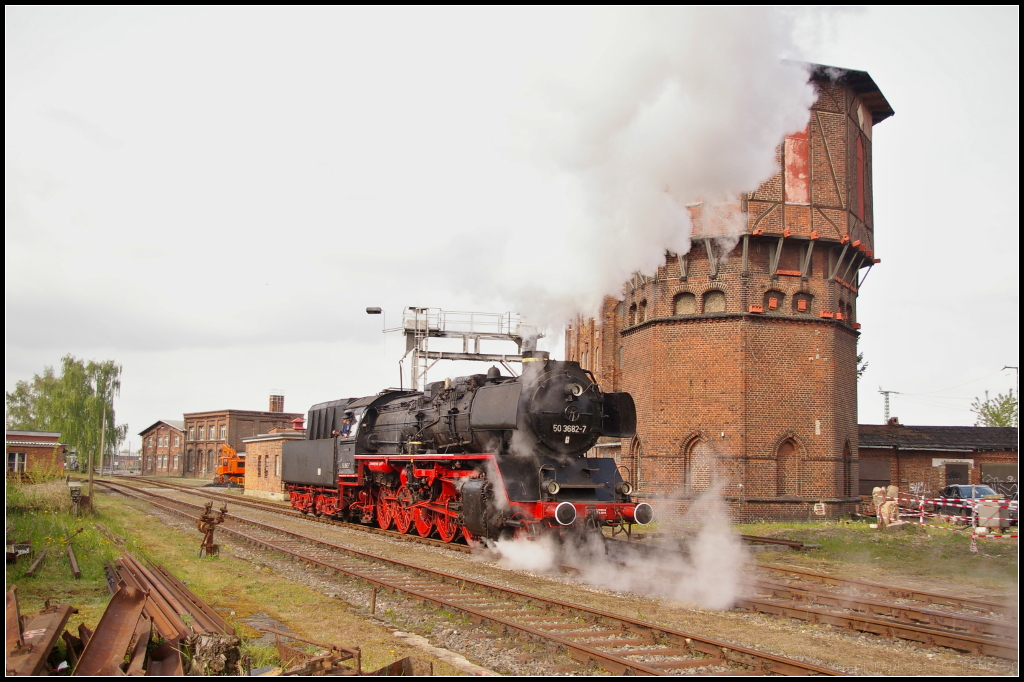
139,420 -> 185,476
858,422 -> 1018,497
6,430 -> 67,479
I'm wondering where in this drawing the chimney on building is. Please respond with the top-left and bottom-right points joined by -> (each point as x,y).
291,416 -> 306,432
269,392 -> 284,413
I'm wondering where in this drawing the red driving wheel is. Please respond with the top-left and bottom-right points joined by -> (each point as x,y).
435,511 -> 458,543
376,490 -> 394,530
394,486 -> 413,534
413,507 -> 436,537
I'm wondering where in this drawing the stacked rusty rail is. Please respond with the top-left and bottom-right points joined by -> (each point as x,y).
60,552 -> 237,676
108,552 -> 236,674
99,478 -> 842,675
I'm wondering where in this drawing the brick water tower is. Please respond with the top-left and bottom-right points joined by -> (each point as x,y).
566,65 -> 893,520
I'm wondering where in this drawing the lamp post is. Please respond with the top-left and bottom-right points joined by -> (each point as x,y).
367,307 -> 401,388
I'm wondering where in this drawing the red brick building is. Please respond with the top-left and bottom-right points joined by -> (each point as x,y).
858,423 -> 1018,497
139,420 -> 185,476
183,395 -> 302,479
566,65 -> 893,520
6,431 -> 66,479
242,425 -> 305,501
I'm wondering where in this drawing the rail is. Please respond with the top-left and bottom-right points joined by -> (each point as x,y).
97,478 -> 842,676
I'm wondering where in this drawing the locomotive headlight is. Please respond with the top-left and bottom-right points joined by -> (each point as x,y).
545,480 -> 561,495
615,481 -> 633,496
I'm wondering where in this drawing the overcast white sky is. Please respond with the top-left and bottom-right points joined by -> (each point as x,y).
6,7 -> 1019,447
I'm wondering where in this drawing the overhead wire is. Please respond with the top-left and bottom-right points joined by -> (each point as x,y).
897,368 -> 1009,397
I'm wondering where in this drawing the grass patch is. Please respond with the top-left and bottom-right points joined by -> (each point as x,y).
7,481 -> 465,675
737,519 -> 1018,590
5,480 -> 126,632
105,490 -> 463,673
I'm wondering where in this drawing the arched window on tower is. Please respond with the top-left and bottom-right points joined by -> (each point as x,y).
776,439 -> 800,496
703,290 -> 726,313
674,293 -> 697,316
638,300 -> 648,323
628,304 -> 638,327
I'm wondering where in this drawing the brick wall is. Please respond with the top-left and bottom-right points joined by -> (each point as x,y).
858,448 -> 1018,498
140,423 -> 183,476
566,69 -> 888,521
242,431 -> 304,501
184,409 -> 302,479
6,443 -> 65,478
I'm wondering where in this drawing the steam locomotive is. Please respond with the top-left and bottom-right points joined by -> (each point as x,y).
282,351 -> 653,543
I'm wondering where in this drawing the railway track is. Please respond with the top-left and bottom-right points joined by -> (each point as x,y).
97,478 -> 842,675
130,477 -> 474,554
124,477 -> 1018,660
603,539 -> 1018,660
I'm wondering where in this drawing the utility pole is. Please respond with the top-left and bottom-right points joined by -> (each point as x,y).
1003,365 -> 1019,400
1004,366 -> 1019,426
879,388 -> 898,424
89,404 -> 105,499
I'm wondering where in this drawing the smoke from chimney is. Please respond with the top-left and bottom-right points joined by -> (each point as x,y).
473,7 -> 817,329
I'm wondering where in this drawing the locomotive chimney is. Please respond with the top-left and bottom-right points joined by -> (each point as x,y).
269,392 -> 284,413
521,350 -> 549,378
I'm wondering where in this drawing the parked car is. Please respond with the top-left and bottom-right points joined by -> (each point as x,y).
935,484 -> 1002,521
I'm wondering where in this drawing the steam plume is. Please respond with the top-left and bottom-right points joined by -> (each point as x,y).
487,7 -> 816,328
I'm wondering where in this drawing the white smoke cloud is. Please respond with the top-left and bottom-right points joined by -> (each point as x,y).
486,487 -> 749,610
482,7 -> 817,329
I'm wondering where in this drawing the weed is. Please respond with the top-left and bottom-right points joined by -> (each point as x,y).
240,642 -> 281,669
6,479 -> 75,514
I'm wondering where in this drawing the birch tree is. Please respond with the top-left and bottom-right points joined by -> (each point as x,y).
5,355 -> 127,469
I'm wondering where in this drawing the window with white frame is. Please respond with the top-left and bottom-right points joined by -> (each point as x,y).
189,427 -> 195,440
174,435 -> 181,447
7,452 -> 27,473
220,425 -> 226,440
199,426 -> 205,440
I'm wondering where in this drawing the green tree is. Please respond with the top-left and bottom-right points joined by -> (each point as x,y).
971,389 -> 1019,427
856,352 -> 869,380
5,355 -> 127,470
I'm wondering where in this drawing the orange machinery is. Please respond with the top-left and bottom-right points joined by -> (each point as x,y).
215,444 -> 245,485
